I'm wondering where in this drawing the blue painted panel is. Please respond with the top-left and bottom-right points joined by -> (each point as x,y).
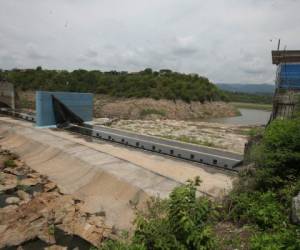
277,63 -> 300,89
36,91 -> 93,127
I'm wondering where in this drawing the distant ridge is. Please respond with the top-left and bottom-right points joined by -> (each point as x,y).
216,83 -> 275,94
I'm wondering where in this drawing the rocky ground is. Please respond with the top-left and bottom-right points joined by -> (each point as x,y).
0,149 -> 113,249
104,119 -> 254,154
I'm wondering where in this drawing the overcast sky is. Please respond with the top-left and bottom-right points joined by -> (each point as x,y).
1,0 -> 300,84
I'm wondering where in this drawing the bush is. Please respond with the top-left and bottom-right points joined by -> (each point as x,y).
133,178 -> 217,249
101,178 -> 217,250
250,228 -> 300,250
100,240 -> 146,250
140,108 -> 166,118
228,191 -> 286,230
225,117 -> 300,249
253,118 -> 300,191
4,159 -> 16,168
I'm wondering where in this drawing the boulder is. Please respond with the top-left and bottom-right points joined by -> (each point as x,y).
0,173 -> 18,192
17,190 -> 31,202
5,197 -> 20,205
291,192 -> 300,225
44,182 -> 57,192
19,178 -> 39,186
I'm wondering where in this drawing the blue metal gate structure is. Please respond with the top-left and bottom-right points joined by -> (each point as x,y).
36,91 -> 93,127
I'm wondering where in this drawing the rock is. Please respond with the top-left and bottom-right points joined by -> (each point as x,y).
17,190 -> 31,202
27,173 -> 41,179
0,225 -> 8,234
5,197 -> 20,205
19,178 -> 39,186
89,215 -> 105,226
44,245 -> 67,250
37,227 -> 56,245
58,211 -> 110,247
44,182 -> 57,192
291,192 -> 300,224
0,205 -> 18,214
3,167 -> 25,176
0,173 -> 18,192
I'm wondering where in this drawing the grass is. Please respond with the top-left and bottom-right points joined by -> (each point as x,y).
231,102 -> 272,111
140,108 -> 166,117
161,135 -> 219,148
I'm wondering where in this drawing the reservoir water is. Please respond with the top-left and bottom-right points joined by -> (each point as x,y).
207,108 -> 271,125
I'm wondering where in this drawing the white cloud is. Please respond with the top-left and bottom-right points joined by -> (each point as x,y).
0,0 -> 299,83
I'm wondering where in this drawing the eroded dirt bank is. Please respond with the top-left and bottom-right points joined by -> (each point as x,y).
18,91 -> 239,120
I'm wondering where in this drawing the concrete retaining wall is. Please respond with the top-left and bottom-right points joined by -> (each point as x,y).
0,117 -> 234,229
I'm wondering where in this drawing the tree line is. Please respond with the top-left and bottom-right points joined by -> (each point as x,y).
225,91 -> 273,104
0,67 -> 228,103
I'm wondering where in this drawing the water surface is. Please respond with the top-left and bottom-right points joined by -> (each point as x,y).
207,108 -> 271,125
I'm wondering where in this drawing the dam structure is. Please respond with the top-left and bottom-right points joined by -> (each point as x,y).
0,85 -> 241,229
0,90 -> 243,170
270,50 -> 300,121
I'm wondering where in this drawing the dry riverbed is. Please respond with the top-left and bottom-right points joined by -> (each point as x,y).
0,149 -> 113,249
105,119 -> 256,154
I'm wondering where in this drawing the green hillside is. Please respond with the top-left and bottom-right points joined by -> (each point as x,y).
0,68 -> 227,103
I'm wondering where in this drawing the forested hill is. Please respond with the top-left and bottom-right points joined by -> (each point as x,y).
217,83 -> 274,94
0,68 -> 227,103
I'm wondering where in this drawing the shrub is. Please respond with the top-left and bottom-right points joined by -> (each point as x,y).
100,240 -> 146,250
140,108 -> 166,118
228,191 -> 286,230
250,228 -> 300,250
253,118 -> 300,191
133,177 -> 217,250
101,178 -> 217,250
4,159 -> 16,168
225,117 -> 300,248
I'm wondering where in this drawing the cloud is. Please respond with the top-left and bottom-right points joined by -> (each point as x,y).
0,0 -> 299,83
26,43 -> 52,60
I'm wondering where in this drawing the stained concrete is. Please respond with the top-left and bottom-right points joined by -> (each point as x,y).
0,116 -> 235,229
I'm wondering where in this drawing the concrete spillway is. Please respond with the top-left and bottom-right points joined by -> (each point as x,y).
0,116 -> 235,229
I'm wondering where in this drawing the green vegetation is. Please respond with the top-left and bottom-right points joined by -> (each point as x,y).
225,91 -> 273,105
140,108 -> 166,118
231,102 -> 272,111
4,159 -> 16,168
48,224 -> 55,236
101,177 -> 217,250
0,67 -> 227,103
161,135 -> 218,148
226,117 -> 300,249
98,116 -> 300,249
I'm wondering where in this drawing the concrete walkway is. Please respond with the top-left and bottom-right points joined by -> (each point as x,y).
0,117 -> 235,229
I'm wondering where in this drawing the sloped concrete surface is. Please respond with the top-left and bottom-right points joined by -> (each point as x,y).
0,117 -> 234,229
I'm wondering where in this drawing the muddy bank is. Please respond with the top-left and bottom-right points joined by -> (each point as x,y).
18,91 -> 239,120
0,149 -> 112,249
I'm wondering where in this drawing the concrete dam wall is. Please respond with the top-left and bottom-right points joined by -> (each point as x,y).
0,116 -> 234,229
